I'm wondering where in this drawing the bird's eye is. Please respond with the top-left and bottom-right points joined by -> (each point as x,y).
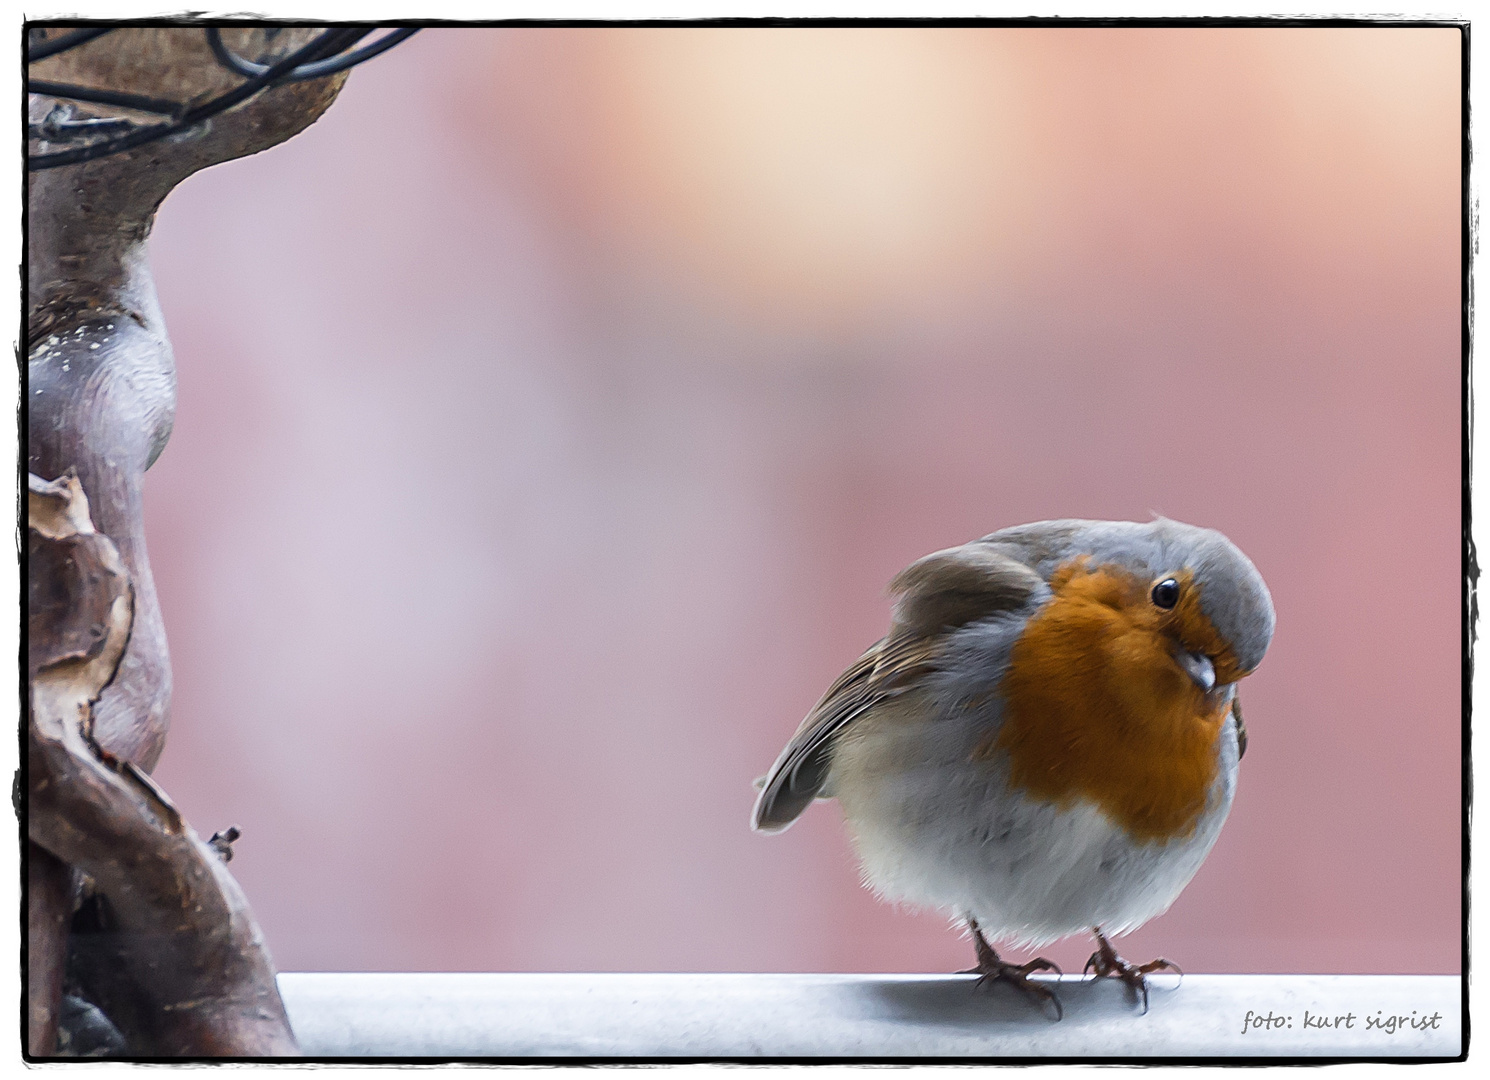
1151,578 -> 1180,609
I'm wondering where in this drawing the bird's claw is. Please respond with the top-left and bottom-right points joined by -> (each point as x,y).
973,965 -> 1064,1021
962,918 -> 1064,1020
1083,930 -> 1183,1014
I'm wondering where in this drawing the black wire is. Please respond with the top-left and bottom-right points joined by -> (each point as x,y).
28,25 -> 419,171
288,28 -> 419,79
28,28 -> 352,171
26,79 -> 181,117
207,27 -> 419,82
27,27 -> 115,62
206,25 -> 374,79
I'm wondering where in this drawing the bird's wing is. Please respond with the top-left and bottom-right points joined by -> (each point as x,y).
751,542 -> 1045,833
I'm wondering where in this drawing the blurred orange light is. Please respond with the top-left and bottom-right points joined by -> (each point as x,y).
589,30 -> 1046,327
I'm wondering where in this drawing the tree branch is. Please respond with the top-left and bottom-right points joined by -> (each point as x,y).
26,26 -> 352,1055
28,474 -> 298,1056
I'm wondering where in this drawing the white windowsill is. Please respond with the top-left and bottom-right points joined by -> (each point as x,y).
275,972 -> 1461,1058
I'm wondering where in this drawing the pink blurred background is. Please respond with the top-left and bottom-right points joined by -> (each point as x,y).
143,27 -> 1462,976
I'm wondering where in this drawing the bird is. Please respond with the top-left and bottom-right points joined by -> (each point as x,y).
751,517 -> 1274,1018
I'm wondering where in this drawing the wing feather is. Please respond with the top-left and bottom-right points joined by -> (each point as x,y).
750,541 -> 1044,833
751,644 -> 883,832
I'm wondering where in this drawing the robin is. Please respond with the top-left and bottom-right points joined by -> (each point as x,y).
752,517 -> 1274,1018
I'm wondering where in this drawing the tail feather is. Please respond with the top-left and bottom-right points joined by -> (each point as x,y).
751,749 -> 834,833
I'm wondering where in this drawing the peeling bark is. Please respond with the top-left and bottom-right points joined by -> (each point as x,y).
28,474 -> 298,1057
27,26 -> 350,1057
28,27 -> 348,770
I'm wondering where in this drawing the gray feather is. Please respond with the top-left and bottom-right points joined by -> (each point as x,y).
751,544 -> 1044,833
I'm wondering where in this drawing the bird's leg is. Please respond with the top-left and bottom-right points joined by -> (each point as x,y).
958,917 -> 1063,1020
1083,928 -> 1182,1013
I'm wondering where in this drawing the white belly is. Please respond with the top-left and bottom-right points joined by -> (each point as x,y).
826,688 -> 1240,947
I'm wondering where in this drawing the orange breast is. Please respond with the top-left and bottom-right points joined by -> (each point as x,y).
980,559 -> 1239,843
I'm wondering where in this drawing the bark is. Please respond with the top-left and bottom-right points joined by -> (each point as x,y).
26,845 -> 74,1055
27,26 -> 350,1057
29,474 -> 299,1056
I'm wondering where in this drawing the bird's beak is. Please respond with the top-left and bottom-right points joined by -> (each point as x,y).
1177,650 -> 1217,693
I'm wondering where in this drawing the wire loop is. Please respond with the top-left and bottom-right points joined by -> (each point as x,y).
28,25 -> 419,170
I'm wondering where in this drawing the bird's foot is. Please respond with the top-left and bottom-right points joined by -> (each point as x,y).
1083,929 -> 1182,1014
960,918 -> 1063,1020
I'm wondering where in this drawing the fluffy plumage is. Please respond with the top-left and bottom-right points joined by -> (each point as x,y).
752,517 -> 1274,952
